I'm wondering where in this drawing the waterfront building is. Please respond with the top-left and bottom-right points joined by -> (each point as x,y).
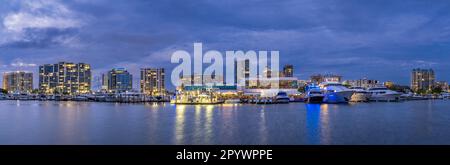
233,62 -> 298,97
411,68 -> 435,92
342,80 -> 357,87
140,68 -> 165,96
102,68 -> 133,93
242,69 -> 299,97
435,81 -> 449,91
342,78 -> 380,88
178,74 -> 235,98
180,74 -> 224,87
384,81 -> 395,88
171,86 -> 224,104
39,62 -> 91,95
2,71 -> 33,94
282,64 -> 293,77
243,77 -> 299,97
310,74 -> 342,84
356,78 -> 380,88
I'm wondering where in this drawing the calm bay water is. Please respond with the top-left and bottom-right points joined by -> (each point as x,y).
0,100 -> 450,145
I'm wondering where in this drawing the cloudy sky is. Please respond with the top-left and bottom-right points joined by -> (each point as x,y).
1,0 -> 450,90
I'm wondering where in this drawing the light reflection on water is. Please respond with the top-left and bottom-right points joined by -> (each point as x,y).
174,105 -> 186,144
305,104 -> 320,144
1,100 -> 450,144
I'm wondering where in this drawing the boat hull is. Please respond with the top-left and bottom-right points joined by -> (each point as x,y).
276,98 -> 290,104
350,93 -> 370,102
323,91 -> 354,103
171,102 -> 224,105
306,96 -> 324,104
370,94 -> 401,102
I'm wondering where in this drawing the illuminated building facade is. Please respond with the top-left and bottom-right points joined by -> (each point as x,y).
282,64 -> 293,77
140,68 -> 165,96
310,74 -> 342,84
2,71 -> 33,93
39,62 -> 91,95
411,68 -> 435,92
356,78 -> 380,88
384,81 -> 395,88
102,68 -> 132,93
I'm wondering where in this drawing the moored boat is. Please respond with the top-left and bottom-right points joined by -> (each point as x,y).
224,99 -> 241,104
367,87 -> 401,102
320,82 -> 354,103
305,88 -> 324,104
275,91 -> 290,103
0,93 -> 6,100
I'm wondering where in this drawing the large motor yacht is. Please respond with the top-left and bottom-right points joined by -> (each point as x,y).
319,82 -> 354,103
367,87 -> 401,102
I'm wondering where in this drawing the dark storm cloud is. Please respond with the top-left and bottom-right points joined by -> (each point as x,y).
1,28 -> 79,48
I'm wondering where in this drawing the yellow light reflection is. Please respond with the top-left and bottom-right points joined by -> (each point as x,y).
174,105 -> 186,144
319,104 -> 331,144
204,105 -> 214,143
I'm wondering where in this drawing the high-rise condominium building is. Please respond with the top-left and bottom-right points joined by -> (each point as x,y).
39,62 -> 91,95
411,68 -> 435,92
283,64 -> 293,77
102,68 -> 132,93
2,71 -> 33,93
140,68 -> 165,96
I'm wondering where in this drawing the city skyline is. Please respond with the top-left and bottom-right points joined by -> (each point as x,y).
1,0 -> 450,89
1,61 -> 447,93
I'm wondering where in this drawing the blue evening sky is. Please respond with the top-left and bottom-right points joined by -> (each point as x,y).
1,0 -> 450,90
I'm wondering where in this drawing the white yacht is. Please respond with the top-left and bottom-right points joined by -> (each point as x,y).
442,93 -> 450,99
367,87 -> 401,102
12,93 -> 32,100
319,82 -> 354,103
275,91 -> 290,103
73,95 -> 89,101
349,87 -> 370,102
0,93 -> 6,100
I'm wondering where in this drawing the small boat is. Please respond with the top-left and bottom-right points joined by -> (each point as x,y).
256,97 -> 275,104
0,93 -> 6,100
73,95 -> 89,101
54,95 -> 71,101
275,91 -> 290,104
224,99 -> 241,104
443,93 -> 450,99
46,95 -> 56,101
17,93 -> 31,100
290,97 -> 305,102
105,94 -> 118,102
400,92 -> 413,100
